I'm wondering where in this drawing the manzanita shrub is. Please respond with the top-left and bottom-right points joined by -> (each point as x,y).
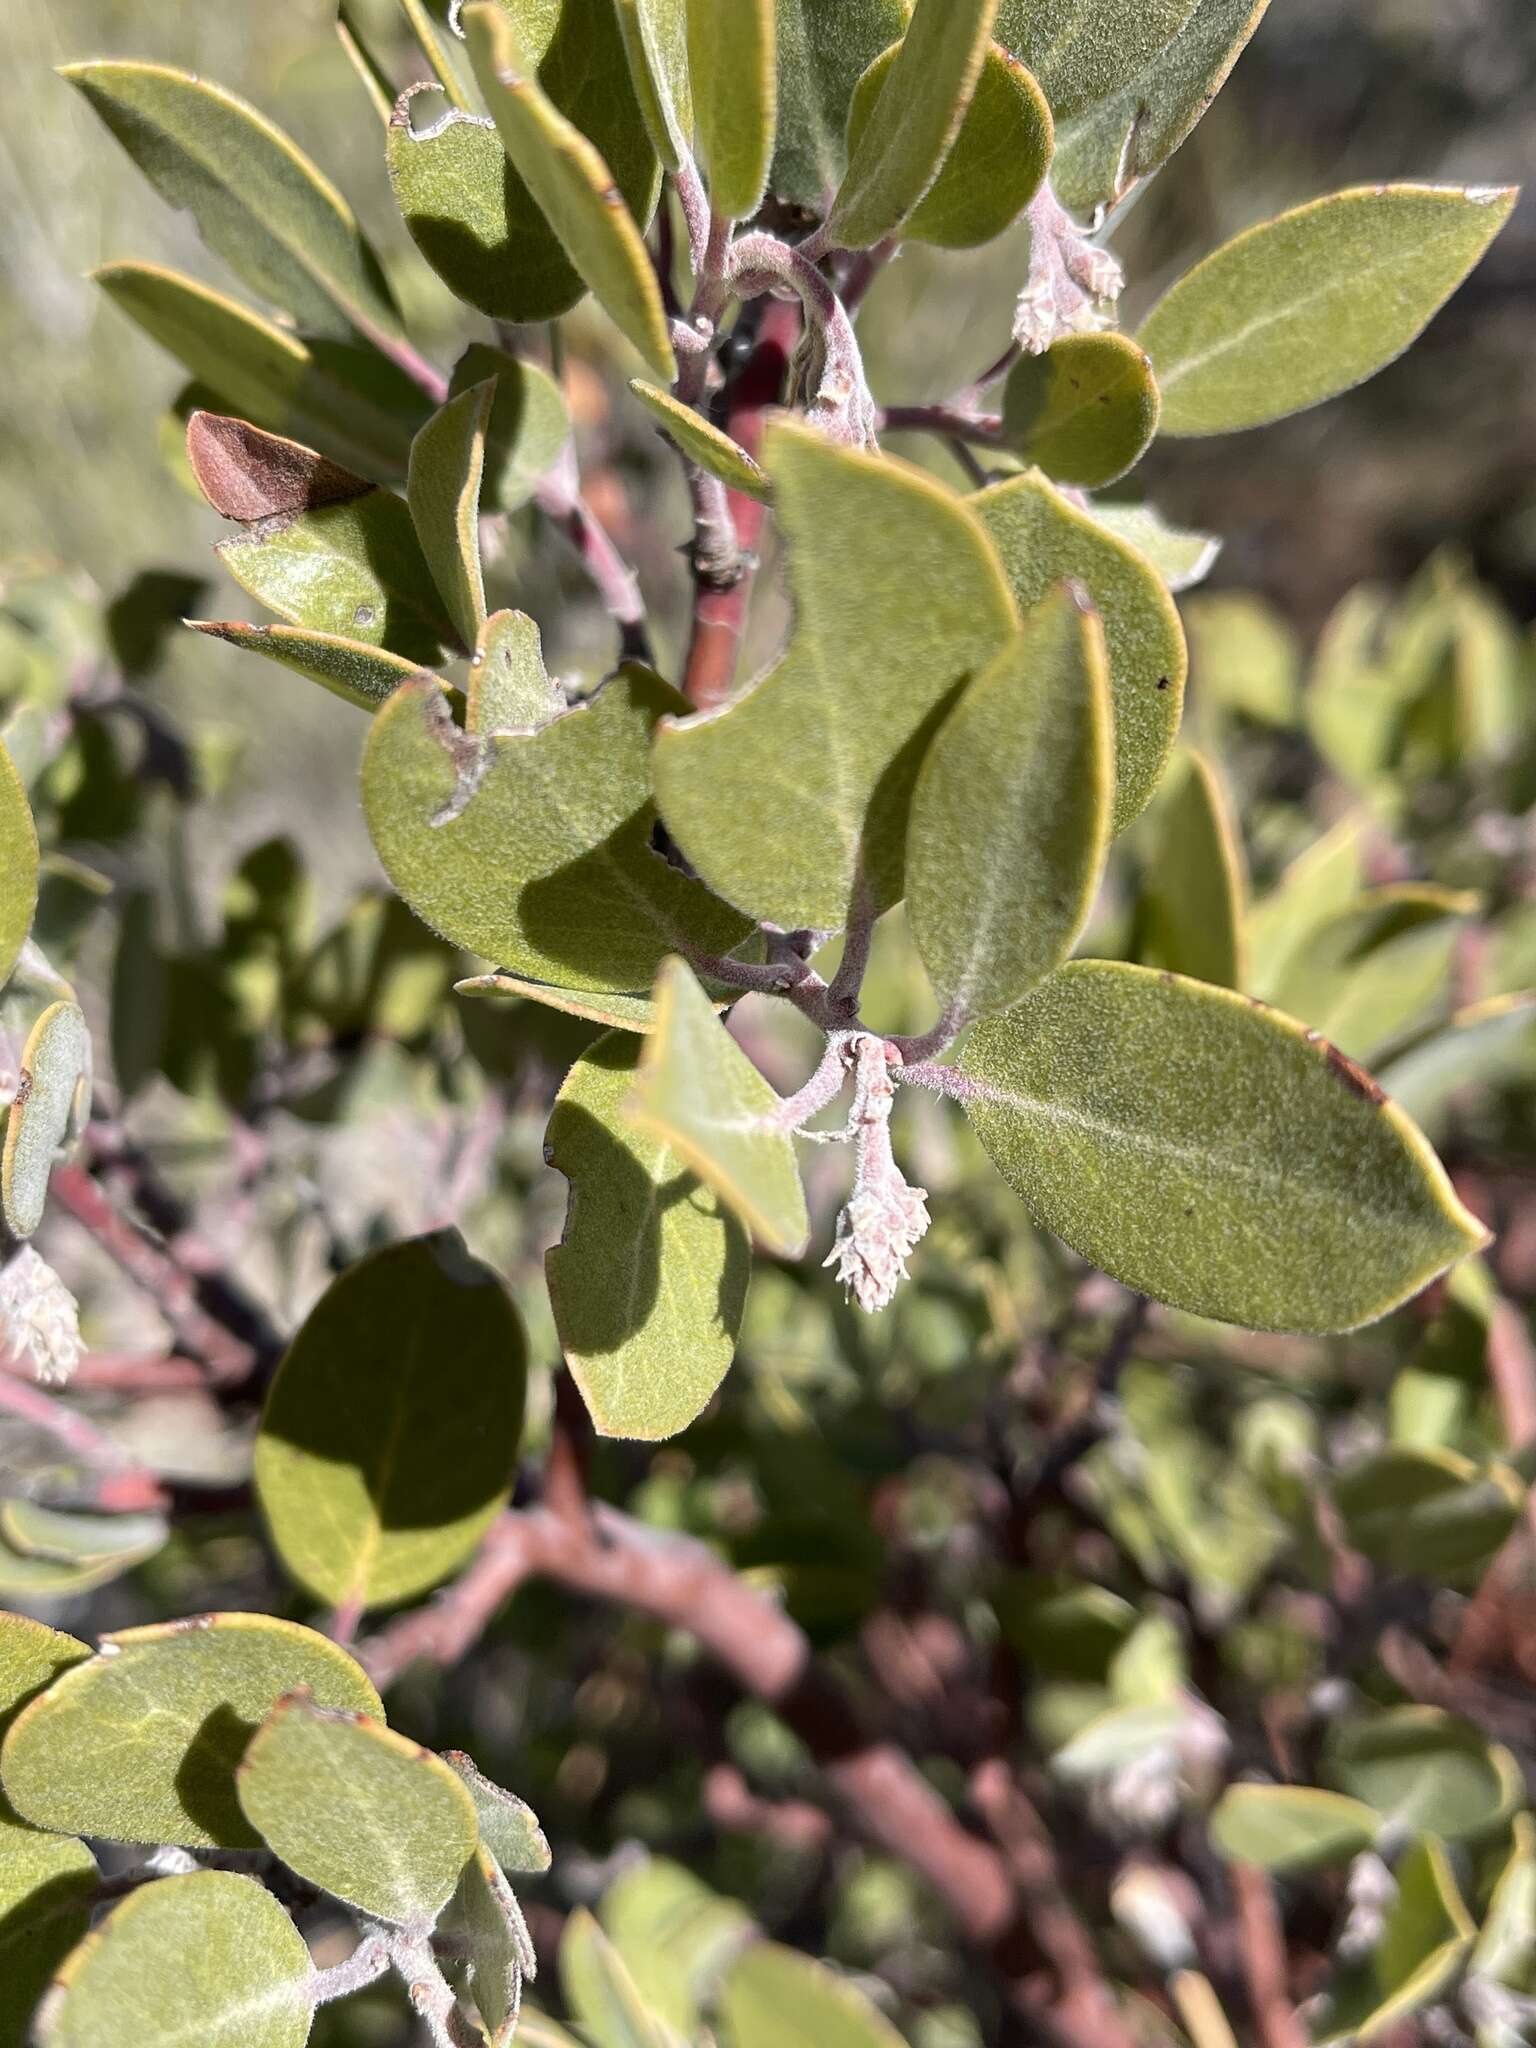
1,2 -> 1533,2045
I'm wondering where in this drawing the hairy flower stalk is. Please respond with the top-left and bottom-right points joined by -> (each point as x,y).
823,1035 -> 930,1313
1014,182 -> 1125,354
0,1244 -> 83,1385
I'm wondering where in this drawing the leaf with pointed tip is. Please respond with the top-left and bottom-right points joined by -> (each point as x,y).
958,960 -> 1489,1333
654,421 -> 1017,932
769,0 -> 905,209
0,1612 -> 381,1849
1086,503 -> 1220,593
187,620 -> 420,712
846,39 -> 1051,250
1333,1446 -> 1522,1579
630,380 -> 771,500
907,589 -> 1112,1023
1134,748 -> 1246,991
469,610 -> 561,733
409,381 -> 494,647
451,345 -> 570,513
63,61 -> 400,343
1314,1840 -> 1474,2047
826,0 -> 998,250
1051,0 -> 1272,214
562,1908 -> 676,2048
975,471 -> 1184,832
464,4 -> 674,378
687,0 -> 776,220
1141,184 -> 1519,436
94,264 -> 423,479
616,0 -> 693,170
255,1231 -> 526,1613
630,958 -> 808,1255
39,1871 -> 315,2048
0,741 -> 38,991
3,1001 -> 88,1240
446,1846 -> 531,2044
993,0 -> 1200,121
1209,1783 -> 1378,1875
458,973 -> 666,1032
1002,333 -> 1160,488
720,1942 -> 907,2048
0,1811 -> 97,2045
546,1034 -> 750,1440
238,1695 -> 478,1927
444,1751 -> 552,1875
365,669 -> 754,992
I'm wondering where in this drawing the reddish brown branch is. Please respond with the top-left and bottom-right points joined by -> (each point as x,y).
0,1372 -> 168,1512
1230,1864 -> 1308,2048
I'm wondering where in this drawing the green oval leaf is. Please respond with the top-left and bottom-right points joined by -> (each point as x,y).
655,420 -> 1018,932
768,0 -> 906,210
238,1694 -> 479,1926
450,344 -> 571,514
255,1231 -> 526,1613
190,412 -> 459,665
444,1750 -> 552,1876
1051,0 -> 1272,215
468,610 -> 561,734
615,0 -> 693,171
994,0 -> 1200,121
186,619 -> 421,712
847,40 -> 1051,250
688,0 -> 776,220
826,0 -> 999,250
3,1002 -> 89,1241
409,380 -> 494,649
1208,1783 -> 1378,1875
1140,183 -> 1519,437
629,380 -> 772,501
562,1907 -> 674,2048
958,960 -> 1489,1333
40,1871 -> 315,2048
1001,332 -> 1160,488
446,1846 -> 532,2044
546,1033 -> 750,1440
907,587 -> 1112,1023
64,61 -> 400,344
0,740 -> 38,991
0,1811 -> 97,2046
598,1858 -> 752,2035
464,3 -> 674,379
630,957 -> 809,1255
457,973 -> 667,1033
1133,747 -> 1247,991
719,1942 -> 907,2048
94,263 -> 422,480
975,470 -> 1184,832
1334,1445 -> 1523,1578
0,1612 -> 381,1849
364,668 -> 754,993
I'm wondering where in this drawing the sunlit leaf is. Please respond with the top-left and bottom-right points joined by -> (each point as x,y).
468,610 -> 561,734
1334,1446 -> 1523,1579
719,1942 -> 907,2048
615,0 -> 693,170
993,0 -> 1199,120
1326,1708 -> 1518,1842
0,1811 -> 97,2046
186,620 -> 420,712
1084,503 -> 1220,594
1141,184 -> 1519,436
630,380 -> 772,501
1208,1783 -> 1378,1875
1001,332 -> 1160,488
959,960 -> 1488,1333
1133,748 -> 1246,991
562,1907 -> 676,2048
0,740 -> 38,990
446,1846 -> 531,2044
444,1750 -> 552,1876
409,380 -> 494,648
1314,1839 -> 1475,2047
450,344 -> 570,514
769,0 -> 905,210
3,1001 -> 89,1240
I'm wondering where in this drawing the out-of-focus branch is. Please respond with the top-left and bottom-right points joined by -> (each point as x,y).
0,1371 -> 167,1512
1230,1863 -> 1309,2048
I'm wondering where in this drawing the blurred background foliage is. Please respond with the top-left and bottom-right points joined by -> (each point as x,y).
6,4 -> 1536,2044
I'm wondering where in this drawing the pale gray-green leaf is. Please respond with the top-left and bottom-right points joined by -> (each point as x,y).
994,0 -> 1200,120
975,470 -> 1184,831
688,0 -> 776,220
630,957 -> 808,1255
451,344 -> 571,513
630,380 -> 772,501
1084,503 -> 1220,593
3,1002 -> 89,1240
255,1230 -> 527,1613
187,620 -> 420,712
562,1908 -> 675,2048
409,381 -> 494,648
719,1942 -> 907,2048
0,740 -> 38,991
444,1750 -> 552,1875
0,1812 -> 97,2046
959,960 -> 1489,1333
654,419 -> 1018,932
445,1846 -> 529,2045
768,0 -> 905,208
907,588 -> 1112,1022
546,1033 -> 749,1441
1001,332 -> 1160,488
616,0 -> 693,170
468,610 -> 562,733
1134,747 -> 1246,990
1208,1783 -> 1378,1875
0,1612 -> 382,1849
1141,184 -> 1519,436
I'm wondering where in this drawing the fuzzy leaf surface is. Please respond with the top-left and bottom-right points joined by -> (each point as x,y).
444,1750 -> 552,1875
445,1846 -> 531,2044
186,620 -> 419,712
409,380 -> 494,648
238,1694 -> 478,1926
630,381 -> 772,500
994,0 -> 1198,119
464,3 -> 674,377
468,610 -> 561,733
1140,184 -> 1519,436
687,0 -> 776,219
1134,747 -> 1247,990
546,1034 -> 749,1440
769,0 -> 905,209
974,471 -> 1184,832
846,39 -> 1051,250
38,1871 -> 315,2048
364,669 -> 754,992
0,1612 -> 381,1849
907,589 -> 1112,1022
451,345 -> 571,513
3,1002 -> 89,1240
827,0 -> 999,249
0,740 -> 38,990
630,958 -> 808,1255
615,0 -> 693,169
1001,333 -> 1160,488
654,420 -> 1018,931
255,1231 -> 526,1612
959,960 -> 1488,1333
64,61 -> 400,342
